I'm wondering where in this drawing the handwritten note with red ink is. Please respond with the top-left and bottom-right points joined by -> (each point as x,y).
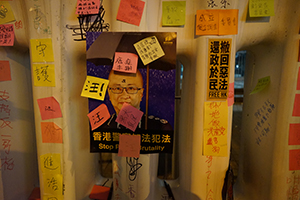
113,52 -> 138,73
116,0 -> 145,26
292,94 -> 300,117
118,134 -> 140,158
76,0 -> 100,15
289,149 -> 300,170
0,24 -> 14,46
0,61 -> 11,81
41,122 -> 63,143
37,97 -> 62,120
87,104 -> 110,130
227,82 -> 234,106
116,103 -> 143,132
289,124 -> 300,145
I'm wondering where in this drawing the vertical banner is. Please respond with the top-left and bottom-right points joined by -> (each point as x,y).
207,38 -> 231,100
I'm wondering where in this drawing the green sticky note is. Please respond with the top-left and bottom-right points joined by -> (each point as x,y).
250,76 -> 270,95
249,0 -> 275,17
162,1 -> 186,26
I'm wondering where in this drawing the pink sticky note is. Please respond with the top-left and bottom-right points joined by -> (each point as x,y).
118,134 -> 140,158
115,103 -> 143,132
227,82 -> 234,106
289,149 -> 300,170
116,0 -> 145,26
113,52 -> 138,73
0,24 -> 14,46
41,122 -> 63,143
289,124 -> 300,145
297,67 -> 300,90
87,104 -> 111,130
37,97 -> 62,120
76,0 -> 100,15
292,94 -> 300,116
0,61 -> 11,81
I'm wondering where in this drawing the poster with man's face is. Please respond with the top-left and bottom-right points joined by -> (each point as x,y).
86,32 -> 176,154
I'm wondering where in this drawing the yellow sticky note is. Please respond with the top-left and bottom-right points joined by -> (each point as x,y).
162,1 -> 186,26
81,76 -> 109,101
196,10 -> 219,35
42,195 -> 64,200
250,76 -> 270,95
32,64 -> 56,87
30,38 -> 54,63
0,2 -> 15,24
249,0 -> 274,17
40,153 -> 61,174
42,173 -> 63,196
219,9 -> 238,35
134,36 -> 165,65
203,101 -> 228,157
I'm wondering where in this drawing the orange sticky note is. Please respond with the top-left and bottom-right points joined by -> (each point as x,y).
196,10 -> 219,35
76,0 -> 100,15
0,24 -> 14,46
89,185 -> 110,199
116,0 -> 145,26
87,104 -> 110,130
0,60 -> 11,81
292,94 -> 300,117
41,122 -> 63,143
219,9 -> 238,35
289,149 -> 300,170
297,67 -> 300,90
289,124 -> 300,145
113,52 -> 138,73
116,103 -> 143,132
37,96 -> 62,120
227,82 -> 234,106
118,134 -> 140,158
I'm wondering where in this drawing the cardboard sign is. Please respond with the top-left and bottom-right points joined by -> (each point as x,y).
32,64 -> 56,87
249,0 -> 274,17
37,96 -> 62,120
30,38 -> 55,63
76,0 -> 100,15
0,24 -> 14,46
118,134 -> 141,157
0,60 -> 11,81
87,104 -> 110,130
162,1 -> 186,26
116,103 -> 143,132
81,76 -> 109,101
112,52 -> 138,73
116,0 -> 145,26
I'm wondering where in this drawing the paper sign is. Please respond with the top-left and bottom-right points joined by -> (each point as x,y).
116,103 -> 143,132
116,0 -> 145,26
196,9 -> 219,35
87,104 -> 110,130
227,82 -> 234,106
118,134 -> 141,158
250,76 -> 270,95
0,2 -> 15,24
289,149 -> 300,171
249,0 -> 274,17
40,153 -> 61,174
41,122 -> 63,143
292,94 -> 300,117
81,76 -> 109,101
203,101 -> 228,156
112,52 -> 138,73
42,173 -> 63,195
289,124 -> 300,145
219,9 -> 238,35
32,64 -> 56,87
0,60 -> 11,81
76,0 -> 100,15
37,96 -> 62,120
30,38 -> 55,63
0,24 -> 14,46
297,67 -> 300,90
162,1 -> 186,26
134,36 -> 165,65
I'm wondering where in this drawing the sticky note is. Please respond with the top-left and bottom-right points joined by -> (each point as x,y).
298,40 -> 300,62
249,0 -> 274,17
297,67 -> 300,90
0,2 -> 15,24
32,64 -> 56,87
87,104 -> 110,130
203,101 -> 228,157
227,82 -> 234,106
81,76 -> 109,101
289,149 -> 300,171
196,10 -> 219,35
219,9 -> 238,35
292,94 -> 300,117
118,134 -> 141,158
42,173 -> 63,195
0,24 -> 14,46
42,195 -> 63,200
30,38 -> 54,63
37,96 -> 62,120
112,52 -> 138,73
89,185 -> 110,199
162,1 -> 186,26
250,76 -> 270,95
116,103 -> 143,132
0,60 -> 11,81
41,122 -> 63,143
116,0 -> 145,26
134,36 -> 165,65
76,0 -> 100,15
289,124 -> 300,145
40,153 -> 61,174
